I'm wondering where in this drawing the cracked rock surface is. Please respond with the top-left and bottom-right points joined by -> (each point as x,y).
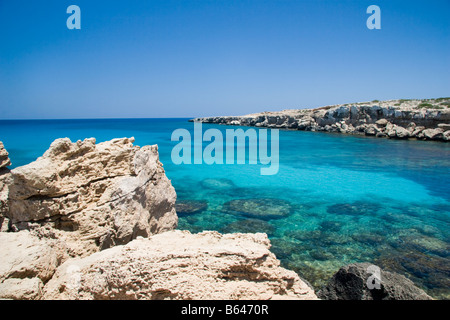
1,137 -> 178,256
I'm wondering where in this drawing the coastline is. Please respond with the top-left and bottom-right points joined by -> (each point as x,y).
190,98 -> 450,142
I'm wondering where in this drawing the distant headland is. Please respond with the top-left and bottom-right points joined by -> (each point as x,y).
191,98 -> 450,142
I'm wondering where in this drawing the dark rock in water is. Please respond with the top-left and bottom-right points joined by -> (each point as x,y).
318,263 -> 432,300
175,200 -> 208,216
285,229 -> 323,241
319,220 -> 343,232
377,250 -> 450,299
222,198 -> 292,219
389,234 -> 449,258
222,218 -> 275,236
308,249 -> 334,261
351,233 -> 384,245
200,178 -> 235,190
327,201 -> 380,216
269,238 -> 298,260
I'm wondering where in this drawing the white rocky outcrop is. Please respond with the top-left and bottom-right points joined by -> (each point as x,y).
0,142 -> 11,169
191,98 -> 450,142
0,231 -> 66,300
43,230 -> 317,300
2,137 -> 178,255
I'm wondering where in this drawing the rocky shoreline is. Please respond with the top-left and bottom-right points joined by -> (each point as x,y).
0,139 -> 432,299
191,98 -> 450,141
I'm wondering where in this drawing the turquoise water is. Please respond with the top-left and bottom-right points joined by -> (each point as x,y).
1,119 -> 449,298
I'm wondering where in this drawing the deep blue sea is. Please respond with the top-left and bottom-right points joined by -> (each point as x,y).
1,118 -> 449,298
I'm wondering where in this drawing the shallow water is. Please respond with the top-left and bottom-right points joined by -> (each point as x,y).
1,119 -> 449,298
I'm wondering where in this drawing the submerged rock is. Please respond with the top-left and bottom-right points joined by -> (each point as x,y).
319,220 -> 343,232
377,251 -> 449,299
222,218 -> 275,236
223,198 -> 293,219
0,230 -> 67,300
318,263 -> 432,300
327,201 -> 380,216
200,178 -> 235,190
175,199 -> 208,216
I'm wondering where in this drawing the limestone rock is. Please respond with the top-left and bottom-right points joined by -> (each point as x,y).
444,130 -> 450,141
375,119 -> 388,127
43,230 -> 318,300
437,123 -> 450,131
4,137 -> 177,254
0,142 -> 11,169
422,128 -> 444,140
0,278 -> 43,300
0,231 -> 66,300
387,125 -> 410,139
317,263 -> 432,300
394,126 -> 410,139
364,124 -> 379,136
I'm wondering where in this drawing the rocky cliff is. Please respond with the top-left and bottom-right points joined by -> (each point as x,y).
1,137 -> 178,256
191,98 -> 450,141
0,138 -> 317,300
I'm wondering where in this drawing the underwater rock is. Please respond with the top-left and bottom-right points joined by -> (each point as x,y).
175,200 -> 208,216
222,218 -> 275,236
390,234 -> 449,258
308,249 -> 334,261
351,233 -> 385,245
200,178 -> 235,190
327,201 -> 380,216
222,198 -> 293,219
319,220 -> 343,232
318,263 -> 432,300
284,229 -> 323,241
269,238 -> 299,260
377,251 -> 449,299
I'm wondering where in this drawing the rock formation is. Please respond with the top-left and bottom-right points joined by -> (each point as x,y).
0,142 -> 11,232
2,137 -> 178,256
317,263 -> 432,300
43,230 -> 317,300
0,142 -> 11,169
191,98 -> 450,141
0,230 -> 66,300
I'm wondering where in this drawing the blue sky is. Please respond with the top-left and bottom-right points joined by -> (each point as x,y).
0,0 -> 449,119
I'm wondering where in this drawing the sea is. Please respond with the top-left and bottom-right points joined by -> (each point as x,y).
1,118 -> 449,299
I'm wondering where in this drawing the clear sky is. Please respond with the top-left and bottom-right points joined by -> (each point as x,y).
0,0 -> 449,119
